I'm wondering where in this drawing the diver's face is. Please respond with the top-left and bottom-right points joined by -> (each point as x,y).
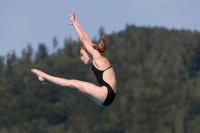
80,49 -> 91,64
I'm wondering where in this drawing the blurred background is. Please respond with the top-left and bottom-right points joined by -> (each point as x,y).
0,0 -> 200,133
1,0 -> 200,57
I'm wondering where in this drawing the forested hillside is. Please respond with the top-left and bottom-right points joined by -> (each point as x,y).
1,25 -> 200,133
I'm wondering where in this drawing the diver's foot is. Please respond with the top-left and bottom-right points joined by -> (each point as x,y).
31,69 -> 46,82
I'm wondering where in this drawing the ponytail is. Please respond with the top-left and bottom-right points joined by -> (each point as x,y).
82,36 -> 107,53
94,36 -> 107,53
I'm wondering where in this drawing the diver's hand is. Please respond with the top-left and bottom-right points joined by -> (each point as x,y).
69,9 -> 75,25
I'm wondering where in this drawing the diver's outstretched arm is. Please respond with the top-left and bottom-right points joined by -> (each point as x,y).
69,9 -> 91,43
69,9 -> 98,57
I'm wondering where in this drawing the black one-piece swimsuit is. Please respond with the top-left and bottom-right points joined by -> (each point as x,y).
92,64 -> 116,106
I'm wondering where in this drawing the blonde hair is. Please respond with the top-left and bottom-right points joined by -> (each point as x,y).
81,36 -> 107,53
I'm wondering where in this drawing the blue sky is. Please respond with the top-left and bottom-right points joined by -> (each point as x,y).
0,0 -> 200,57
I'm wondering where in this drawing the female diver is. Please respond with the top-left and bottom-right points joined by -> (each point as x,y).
31,9 -> 117,106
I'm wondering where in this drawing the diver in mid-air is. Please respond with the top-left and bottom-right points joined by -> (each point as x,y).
31,9 -> 117,107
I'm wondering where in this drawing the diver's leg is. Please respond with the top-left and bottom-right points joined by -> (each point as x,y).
31,69 -> 107,105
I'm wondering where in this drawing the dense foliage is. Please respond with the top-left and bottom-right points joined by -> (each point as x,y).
1,25 -> 200,133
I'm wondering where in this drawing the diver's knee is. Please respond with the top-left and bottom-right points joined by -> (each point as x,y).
69,79 -> 79,88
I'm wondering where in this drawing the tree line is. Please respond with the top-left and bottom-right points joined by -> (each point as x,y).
0,25 -> 200,133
